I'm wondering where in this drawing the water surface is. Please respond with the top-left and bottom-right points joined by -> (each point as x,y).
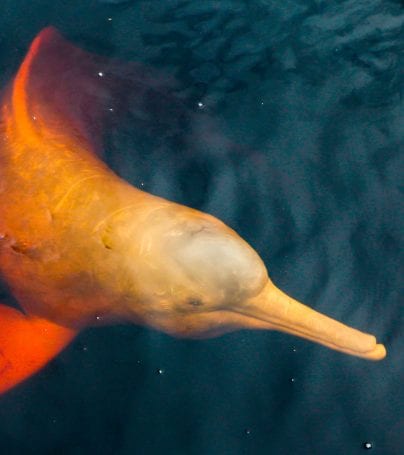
0,1 -> 402,454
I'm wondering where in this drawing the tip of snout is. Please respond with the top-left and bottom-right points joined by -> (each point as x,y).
237,281 -> 387,361
353,343 -> 386,361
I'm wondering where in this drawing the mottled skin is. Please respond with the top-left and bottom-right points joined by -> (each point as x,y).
0,28 -> 385,395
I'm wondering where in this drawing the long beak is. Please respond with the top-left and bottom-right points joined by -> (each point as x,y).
238,281 -> 386,360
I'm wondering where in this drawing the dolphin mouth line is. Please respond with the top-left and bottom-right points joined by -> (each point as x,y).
234,310 -> 385,359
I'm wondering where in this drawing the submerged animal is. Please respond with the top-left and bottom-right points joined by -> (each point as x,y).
0,27 -> 386,395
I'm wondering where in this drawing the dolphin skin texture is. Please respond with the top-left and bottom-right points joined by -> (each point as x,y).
0,27 -> 386,395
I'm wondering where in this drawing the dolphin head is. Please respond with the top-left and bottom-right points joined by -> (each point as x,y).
104,201 -> 385,360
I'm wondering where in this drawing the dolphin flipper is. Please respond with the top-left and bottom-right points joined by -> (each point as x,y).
0,304 -> 76,394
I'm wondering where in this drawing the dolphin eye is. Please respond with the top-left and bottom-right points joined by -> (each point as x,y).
187,298 -> 203,307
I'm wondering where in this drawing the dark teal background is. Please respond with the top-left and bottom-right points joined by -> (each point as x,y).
0,1 -> 403,454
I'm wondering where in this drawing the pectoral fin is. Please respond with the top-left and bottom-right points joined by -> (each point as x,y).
0,304 -> 77,395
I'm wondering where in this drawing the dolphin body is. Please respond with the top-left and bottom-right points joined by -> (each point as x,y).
0,28 -> 386,395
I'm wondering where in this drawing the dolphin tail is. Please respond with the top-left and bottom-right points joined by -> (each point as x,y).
0,304 -> 77,395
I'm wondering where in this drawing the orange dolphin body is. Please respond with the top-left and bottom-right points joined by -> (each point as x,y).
0,28 -> 386,395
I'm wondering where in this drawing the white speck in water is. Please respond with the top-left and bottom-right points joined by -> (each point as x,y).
108,107 -> 114,112
136,360 -> 142,365
290,377 -> 296,383
32,115 -> 37,120
98,72 -> 104,77
260,101 -> 264,106
140,181 -> 145,187
292,347 -> 297,352
96,315 -> 101,321
82,346 -> 88,352
244,428 -> 251,435
107,17 -> 112,21
363,442 -> 373,450
157,368 -> 165,375
197,101 -> 204,108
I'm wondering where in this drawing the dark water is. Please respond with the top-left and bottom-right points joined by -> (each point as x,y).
0,1 -> 403,454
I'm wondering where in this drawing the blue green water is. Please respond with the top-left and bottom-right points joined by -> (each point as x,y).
0,1 -> 403,454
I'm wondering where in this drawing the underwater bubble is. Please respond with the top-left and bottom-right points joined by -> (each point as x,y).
363,442 -> 373,450
157,368 -> 165,375
98,72 -> 104,77
290,377 -> 296,383
244,428 -> 252,435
